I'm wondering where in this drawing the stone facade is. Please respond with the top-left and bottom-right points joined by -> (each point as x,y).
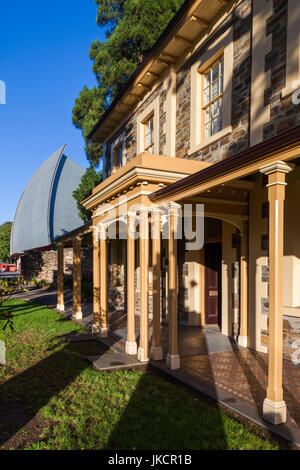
263,0 -> 300,140
21,247 -> 92,284
97,0 -> 300,335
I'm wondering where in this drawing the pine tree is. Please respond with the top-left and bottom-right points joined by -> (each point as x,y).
72,0 -> 184,167
73,167 -> 103,222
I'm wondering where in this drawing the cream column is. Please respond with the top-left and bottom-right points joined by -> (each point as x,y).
126,212 -> 137,355
260,161 -> 294,425
56,242 -> 65,311
72,236 -> 82,320
150,208 -> 163,361
238,218 -> 249,347
137,209 -> 150,363
166,202 -> 181,370
92,227 -> 101,333
99,224 -> 109,337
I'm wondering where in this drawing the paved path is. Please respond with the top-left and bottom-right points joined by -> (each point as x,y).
12,286 -> 94,329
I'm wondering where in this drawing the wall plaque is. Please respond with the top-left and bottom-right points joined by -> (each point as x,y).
261,265 -> 269,283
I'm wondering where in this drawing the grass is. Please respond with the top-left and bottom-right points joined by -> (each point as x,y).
0,299 -> 282,450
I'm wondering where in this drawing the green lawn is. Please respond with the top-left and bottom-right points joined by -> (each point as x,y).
0,299 -> 282,450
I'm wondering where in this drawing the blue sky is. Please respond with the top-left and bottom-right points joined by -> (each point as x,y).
0,0 -> 105,225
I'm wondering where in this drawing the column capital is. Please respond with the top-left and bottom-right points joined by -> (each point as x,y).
259,160 -> 294,176
124,210 -> 137,220
151,206 -> 162,222
160,201 -> 181,217
97,223 -> 107,240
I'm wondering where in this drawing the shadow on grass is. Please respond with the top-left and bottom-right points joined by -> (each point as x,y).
0,302 -> 112,448
104,364 -> 231,450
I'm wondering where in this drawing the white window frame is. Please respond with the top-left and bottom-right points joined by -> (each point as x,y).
110,132 -> 125,174
189,26 -> 233,155
137,95 -> 159,155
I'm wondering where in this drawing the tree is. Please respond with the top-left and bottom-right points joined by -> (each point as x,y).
0,222 -> 12,262
73,166 -> 103,222
72,0 -> 184,167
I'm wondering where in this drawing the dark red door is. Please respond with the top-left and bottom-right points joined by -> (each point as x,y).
205,243 -> 222,325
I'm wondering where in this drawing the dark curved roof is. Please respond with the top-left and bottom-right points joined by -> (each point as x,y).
11,145 -> 85,255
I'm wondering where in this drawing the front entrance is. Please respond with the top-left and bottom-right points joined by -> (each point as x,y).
205,243 -> 222,326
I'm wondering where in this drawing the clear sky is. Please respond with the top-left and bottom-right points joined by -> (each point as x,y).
0,0 -> 105,225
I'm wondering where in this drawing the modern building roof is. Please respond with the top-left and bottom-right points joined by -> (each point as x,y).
10,145 -> 85,255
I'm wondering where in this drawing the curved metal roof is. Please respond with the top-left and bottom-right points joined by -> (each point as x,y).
11,145 -> 85,255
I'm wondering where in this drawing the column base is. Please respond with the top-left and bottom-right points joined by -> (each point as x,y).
166,353 -> 180,370
99,327 -> 109,338
238,335 -> 248,348
137,347 -> 150,363
150,346 -> 163,361
263,398 -> 287,425
91,323 -> 100,334
125,341 -> 137,355
56,303 -> 65,311
72,311 -> 83,320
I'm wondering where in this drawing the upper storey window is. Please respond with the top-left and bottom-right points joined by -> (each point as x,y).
112,143 -> 123,172
144,114 -> 154,153
202,57 -> 224,140
189,26 -> 233,156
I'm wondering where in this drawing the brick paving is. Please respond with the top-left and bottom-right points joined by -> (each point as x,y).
180,349 -> 300,429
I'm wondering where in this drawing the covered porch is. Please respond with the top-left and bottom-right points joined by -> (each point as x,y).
55,134 -> 300,428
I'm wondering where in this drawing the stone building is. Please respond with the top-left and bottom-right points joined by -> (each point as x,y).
55,0 -> 300,426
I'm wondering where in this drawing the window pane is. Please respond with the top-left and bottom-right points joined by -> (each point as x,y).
202,57 -> 224,139
204,106 -> 211,124
212,63 -> 219,82
220,59 -> 224,93
203,86 -> 210,105
205,122 -> 212,139
204,71 -> 211,89
211,80 -> 219,100
148,144 -> 154,154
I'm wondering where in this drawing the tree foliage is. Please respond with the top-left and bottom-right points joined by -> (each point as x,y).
0,222 -> 12,262
72,0 -> 184,166
73,166 -> 103,222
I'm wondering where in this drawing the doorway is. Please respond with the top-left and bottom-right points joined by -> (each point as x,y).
204,242 -> 222,326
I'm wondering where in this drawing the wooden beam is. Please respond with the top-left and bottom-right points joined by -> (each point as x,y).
145,71 -> 159,78
175,34 -> 193,46
137,82 -> 150,91
129,91 -> 140,99
157,58 -> 170,67
161,52 -> 178,63
190,15 -> 209,27
120,102 -> 132,108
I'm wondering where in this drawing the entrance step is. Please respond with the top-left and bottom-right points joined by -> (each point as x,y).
87,352 -> 145,371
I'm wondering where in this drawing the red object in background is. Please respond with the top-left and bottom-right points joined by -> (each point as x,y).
7,264 -> 16,272
0,264 -> 16,272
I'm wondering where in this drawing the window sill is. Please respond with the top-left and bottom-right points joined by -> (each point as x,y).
188,125 -> 232,156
